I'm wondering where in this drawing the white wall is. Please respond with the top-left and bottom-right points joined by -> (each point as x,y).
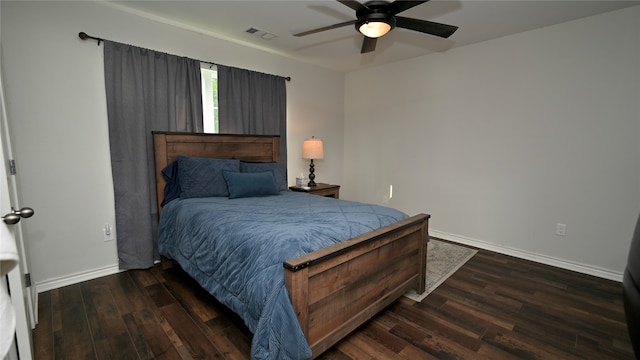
0,1 -> 344,290
344,6 -> 640,280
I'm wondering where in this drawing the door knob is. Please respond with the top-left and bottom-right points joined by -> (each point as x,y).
2,207 -> 34,225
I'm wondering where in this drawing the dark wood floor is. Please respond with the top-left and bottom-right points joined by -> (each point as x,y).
33,241 -> 634,359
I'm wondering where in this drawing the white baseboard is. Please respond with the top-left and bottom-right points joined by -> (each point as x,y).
35,264 -> 122,293
429,229 -> 624,282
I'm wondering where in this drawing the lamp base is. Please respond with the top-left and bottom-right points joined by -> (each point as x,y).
308,160 -> 317,187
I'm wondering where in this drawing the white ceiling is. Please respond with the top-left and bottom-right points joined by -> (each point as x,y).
109,0 -> 639,72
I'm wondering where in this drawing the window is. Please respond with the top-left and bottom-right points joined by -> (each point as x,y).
200,66 -> 218,133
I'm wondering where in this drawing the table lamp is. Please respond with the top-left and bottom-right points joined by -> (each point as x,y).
302,136 -> 324,187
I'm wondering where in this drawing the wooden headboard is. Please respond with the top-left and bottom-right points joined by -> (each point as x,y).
152,131 -> 281,215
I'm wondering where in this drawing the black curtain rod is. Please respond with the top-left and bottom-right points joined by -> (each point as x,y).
78,32 -> 291,81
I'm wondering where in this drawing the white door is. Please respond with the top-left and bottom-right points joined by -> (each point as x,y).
0,58 -> 35,360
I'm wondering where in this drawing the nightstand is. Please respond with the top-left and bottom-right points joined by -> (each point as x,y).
289,183 -> 340,199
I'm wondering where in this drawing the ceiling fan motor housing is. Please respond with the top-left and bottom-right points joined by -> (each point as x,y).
355,1 -> 397,34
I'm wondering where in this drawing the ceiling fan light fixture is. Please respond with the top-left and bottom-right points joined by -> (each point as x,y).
358,21 -> 391,38
356,12 -> 395,38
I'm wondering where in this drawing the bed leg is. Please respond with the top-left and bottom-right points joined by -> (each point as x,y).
417,218 -> 429,294
285,267 -> 310,337
161,256 -> 176,270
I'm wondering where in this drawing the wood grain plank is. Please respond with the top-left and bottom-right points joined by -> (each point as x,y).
159,302 -> 225,359
33,290 -> 53,360
58,284 -> 96,359
105,271 -> 149,316
204,316 -> 251,360
80,279 -> 139,359
122,309 -> 183,360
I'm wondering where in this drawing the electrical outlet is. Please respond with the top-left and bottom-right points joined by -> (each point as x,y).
556,223 -> 566,236
103,224 -> 114,241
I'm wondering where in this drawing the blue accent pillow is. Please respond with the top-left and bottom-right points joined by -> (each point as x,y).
222,171 -> 280,199
161,161 -> 181,206
177,156 -> 240,198
240,161 -> 288,191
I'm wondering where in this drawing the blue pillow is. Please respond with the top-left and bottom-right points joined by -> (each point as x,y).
222,171 -> 280,199
161,161 -> 181,206
177,156 -> 240,198
240,161 -> 288,191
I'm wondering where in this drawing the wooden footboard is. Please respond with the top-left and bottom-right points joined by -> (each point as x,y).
284,213 -> 430,359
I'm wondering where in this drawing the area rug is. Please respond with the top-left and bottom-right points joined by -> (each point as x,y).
404,239 -> 477,302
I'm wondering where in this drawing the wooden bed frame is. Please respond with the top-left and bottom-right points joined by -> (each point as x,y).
152,131 -> 430,359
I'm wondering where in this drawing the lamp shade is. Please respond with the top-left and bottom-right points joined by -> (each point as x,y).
302,138 -> 324,159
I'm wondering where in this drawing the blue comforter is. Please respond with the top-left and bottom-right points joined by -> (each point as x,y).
158,191 -> 408,359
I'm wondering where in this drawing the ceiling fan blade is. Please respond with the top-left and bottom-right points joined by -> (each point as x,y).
337,0 -> 368,12
361,36 -> 377,54
395,16 -> 458,38
388,1 -> 429,15
293,20 -> 357,37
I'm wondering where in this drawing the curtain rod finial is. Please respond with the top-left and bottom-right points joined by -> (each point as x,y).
78,32 -> 102,45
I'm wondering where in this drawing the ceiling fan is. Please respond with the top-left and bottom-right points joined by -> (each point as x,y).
293,0 -> 458,54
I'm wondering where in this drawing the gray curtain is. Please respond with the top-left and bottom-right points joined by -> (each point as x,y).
103,41 -> 203,269
218,65 -> 287,165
